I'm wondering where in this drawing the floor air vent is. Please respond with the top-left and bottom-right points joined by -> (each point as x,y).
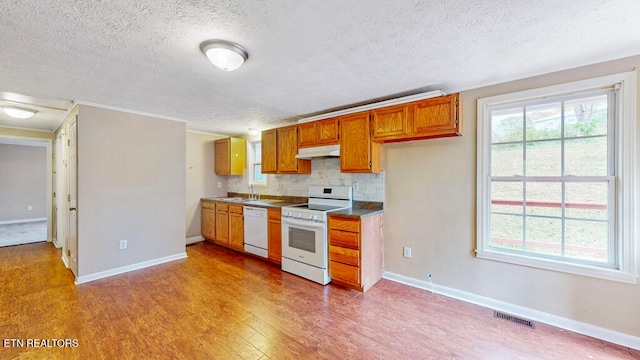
493,311 -> 536,329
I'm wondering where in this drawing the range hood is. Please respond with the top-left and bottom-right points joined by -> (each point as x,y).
295,144 -> 340,159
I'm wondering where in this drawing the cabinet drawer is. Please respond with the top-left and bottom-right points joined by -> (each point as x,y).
216,203 -> 229,211
202,201 -> 216,210
329,246 -> 360,267
329,229 -> 359,250
330,261 -> 360,285
229,204 -> 243,214
329,217 -> 360,232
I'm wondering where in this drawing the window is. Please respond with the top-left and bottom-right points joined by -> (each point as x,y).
249,141 -> 266,184
476,72 -> 637,283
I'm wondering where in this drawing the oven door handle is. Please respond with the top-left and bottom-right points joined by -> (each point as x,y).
282,217 -> 325,229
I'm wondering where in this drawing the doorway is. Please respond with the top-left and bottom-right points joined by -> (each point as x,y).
0,137 -> 52,247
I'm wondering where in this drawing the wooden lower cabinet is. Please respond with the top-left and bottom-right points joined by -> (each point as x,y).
328,213 -> 383,292
229,204 -> 244,251
215,203 -> 229,246
201,201 -> 216,242
267,208 -> 282,265
202,201 -> 282,264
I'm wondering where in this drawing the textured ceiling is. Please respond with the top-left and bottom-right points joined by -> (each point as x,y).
1,0 -> 640,136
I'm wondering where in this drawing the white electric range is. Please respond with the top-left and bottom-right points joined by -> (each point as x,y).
281,186 -> 352,284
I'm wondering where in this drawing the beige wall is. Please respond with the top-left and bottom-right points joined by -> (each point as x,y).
185,131 -> 228,239
77,105 -> 186,277
0,144 -> 47,221
382,55 -> 640,336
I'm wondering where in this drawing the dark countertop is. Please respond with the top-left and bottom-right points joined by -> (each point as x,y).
201,196 -> 300,209
203,197 -> 383,216
329,201 -> 384,219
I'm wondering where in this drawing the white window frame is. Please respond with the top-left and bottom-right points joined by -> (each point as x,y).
476,72 -> 637,283
248,140 -> 266,186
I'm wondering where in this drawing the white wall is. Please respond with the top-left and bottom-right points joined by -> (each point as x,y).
185,131 -> 228,238
382,55 -> 640,337
0,144 -> 47,221
77,105 -> 186,277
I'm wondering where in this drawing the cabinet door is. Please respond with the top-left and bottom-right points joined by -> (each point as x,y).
411,93 -> 460,137
201,208 -> 216,241
276,125 -> 311,174
297,122 -> 317,148
261,129 -> 278,174
214,138 -> 230,175
267,208 -> 281,264
339,111 -> 381,173
215,208 -> 229,246
228,138 -> 246,175
229,212 -> 244,250
317,117 -> 340,145
277,125 -> 299,173
267,221 -> 282,265
371,104 -> 409,141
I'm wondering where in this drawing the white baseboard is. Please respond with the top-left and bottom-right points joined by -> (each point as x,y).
61,254 -> 69,268
0,217 -> 46,225
75,252 -> 188,285
382,271 -> 640,351
186,235 -> 205,245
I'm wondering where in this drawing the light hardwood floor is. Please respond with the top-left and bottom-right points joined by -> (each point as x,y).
1,241 -> 638,359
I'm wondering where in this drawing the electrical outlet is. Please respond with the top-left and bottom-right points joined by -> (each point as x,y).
119,240 -> 127,250
217,182 -> 222,188
26,205 -> 33,211
403,246 -> 411,258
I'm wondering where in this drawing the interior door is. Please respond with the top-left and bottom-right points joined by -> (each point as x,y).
68,118 -> 78,276
55,131 -> 68,251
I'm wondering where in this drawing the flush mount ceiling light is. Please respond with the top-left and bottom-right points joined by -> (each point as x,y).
2,106 -> 38,119
200,40 -> 248,72
248,128 -> 258,136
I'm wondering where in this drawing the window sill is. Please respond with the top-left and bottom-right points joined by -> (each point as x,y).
475,249 -> 637,284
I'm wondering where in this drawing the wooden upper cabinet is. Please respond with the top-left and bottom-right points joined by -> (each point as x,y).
373,93 -> 461,143
371,104 -> 410,141
297,122 -> 318,148
339,112 -> 381,173
277,125 -> 300,173
277,125 -> 311,174
261,129 -> 277,174
215,137 -> 246,175
411,93 -> 460,138
316,117 -> 339,145
298,117 -> 339,148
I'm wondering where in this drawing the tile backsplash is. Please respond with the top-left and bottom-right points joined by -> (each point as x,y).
228,158 -> 384,202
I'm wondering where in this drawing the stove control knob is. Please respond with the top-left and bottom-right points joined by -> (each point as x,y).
312,215 -> 318,221
286,212 -> 292,217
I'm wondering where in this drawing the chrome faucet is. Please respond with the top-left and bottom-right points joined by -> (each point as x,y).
249,184 -> 255,200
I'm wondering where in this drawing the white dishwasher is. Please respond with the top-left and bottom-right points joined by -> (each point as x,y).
243,206 -> 268,258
